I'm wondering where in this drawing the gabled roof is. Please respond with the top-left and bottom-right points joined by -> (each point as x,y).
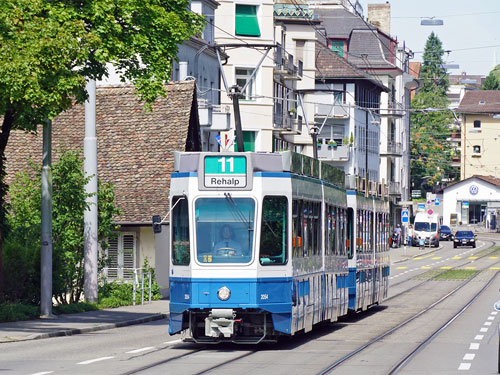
314,8 -> 399,72
315,42 -> 388,91
441,175 -> 500,192
457,90 -> 500,114
5,81 -> 200,224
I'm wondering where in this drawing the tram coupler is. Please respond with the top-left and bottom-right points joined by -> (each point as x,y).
205,309 -> 236,338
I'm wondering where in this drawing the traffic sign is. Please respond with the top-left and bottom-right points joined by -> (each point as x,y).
435,198 -> 440,206
427,209 -> 434,215
401,210 -> 409,223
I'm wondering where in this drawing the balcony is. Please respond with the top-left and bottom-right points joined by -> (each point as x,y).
317,144 -> 350,162
274,43 -> 301,80
315,103 -> 349,118
389,181 -> 401,196
380,141 -> 402,156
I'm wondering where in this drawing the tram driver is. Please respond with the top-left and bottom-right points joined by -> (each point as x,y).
213,224 -> 242,256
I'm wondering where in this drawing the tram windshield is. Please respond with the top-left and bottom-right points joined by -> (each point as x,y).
195,197 -> 255,263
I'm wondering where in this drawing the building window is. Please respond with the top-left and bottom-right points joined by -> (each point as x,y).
473,120 -> 481,128
235,4 -> 260,37
235,67 -> 256,100
106,232 -> 136,280
330,40 -> 345,57
473,145 -> 481,154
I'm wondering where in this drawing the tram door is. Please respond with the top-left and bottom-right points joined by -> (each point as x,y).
347,208 -> 354,259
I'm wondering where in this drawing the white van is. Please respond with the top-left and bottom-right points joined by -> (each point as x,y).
412,212 -> 440,247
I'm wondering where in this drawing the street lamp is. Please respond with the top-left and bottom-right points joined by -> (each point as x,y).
421,17 -> 444,26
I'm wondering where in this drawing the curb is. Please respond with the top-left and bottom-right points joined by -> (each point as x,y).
1,313 -> 169,343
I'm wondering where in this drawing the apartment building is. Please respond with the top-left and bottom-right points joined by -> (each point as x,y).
457,90 -> 500,179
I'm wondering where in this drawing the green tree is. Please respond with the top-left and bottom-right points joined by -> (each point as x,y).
4,151 -> 121,303
418,32 -> 450,96
0,0 -> 204,291
410,33 -> 453,194
481,71 -> 500,90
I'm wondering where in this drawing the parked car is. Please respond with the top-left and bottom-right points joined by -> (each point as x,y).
439,225 -> 453,241
453,230 -> 476,248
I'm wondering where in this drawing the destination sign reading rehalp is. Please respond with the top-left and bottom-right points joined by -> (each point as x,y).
204,156 -> 247,188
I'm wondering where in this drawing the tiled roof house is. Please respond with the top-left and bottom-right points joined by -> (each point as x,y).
5,81 -> 200,289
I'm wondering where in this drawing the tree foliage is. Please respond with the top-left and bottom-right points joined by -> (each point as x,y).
0,0 -> 204,291
410,33 -> 453,193
4,151 -> 121,304
481,71 -> 500,90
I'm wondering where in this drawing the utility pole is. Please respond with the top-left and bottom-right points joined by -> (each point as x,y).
40,118 -> 54,318
216,44 -> 272,152
84,79 -> 98,303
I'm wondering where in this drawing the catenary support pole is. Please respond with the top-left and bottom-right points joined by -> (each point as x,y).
84,79 -> 98,303
41,118 -> 54,318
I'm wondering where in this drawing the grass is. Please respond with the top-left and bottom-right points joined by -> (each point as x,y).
416,268 -> 479,281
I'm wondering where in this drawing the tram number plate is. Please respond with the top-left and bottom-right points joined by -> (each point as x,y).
204,156 -> 247,188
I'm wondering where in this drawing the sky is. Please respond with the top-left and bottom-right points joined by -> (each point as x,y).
357,0 -> 500,76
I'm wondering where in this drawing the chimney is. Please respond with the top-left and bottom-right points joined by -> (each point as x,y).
367,2 -> 391,35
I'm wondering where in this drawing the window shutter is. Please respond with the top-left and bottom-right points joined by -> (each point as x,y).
107,238 -> 119,279
331,41 -> 344,58
122,234 -> 135,280
235,5 -> 261,37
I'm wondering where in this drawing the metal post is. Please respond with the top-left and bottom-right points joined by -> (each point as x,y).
40,118 -> 54,318
133,269 -> 137,306
141,271 -> 145,305
84,79 -> 98,303
230,86 -> 245,152
148,271 -> 152,303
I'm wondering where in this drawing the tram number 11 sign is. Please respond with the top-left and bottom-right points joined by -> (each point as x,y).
204,156 -> 247,188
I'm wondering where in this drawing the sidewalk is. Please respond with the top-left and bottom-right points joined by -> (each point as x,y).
0,299 -> 170,343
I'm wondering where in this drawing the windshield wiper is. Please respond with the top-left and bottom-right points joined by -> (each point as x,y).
224,193 -> 253,231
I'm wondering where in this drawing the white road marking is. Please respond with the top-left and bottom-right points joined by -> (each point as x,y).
487,316 -> 495,320
491,311 -> 498,315
162,339 -> 182,345
480,327 -> 488,332
463,353 -> 475,360
30,372 -> 54,375
469,343 -> 480,350
77,356 -> 114,365
126,347 -> 155,354
458,363 -> 471,370
484,321 -> 492,326
474,335 -> 484,340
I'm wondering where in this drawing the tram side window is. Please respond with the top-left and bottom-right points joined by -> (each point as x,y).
260,196 -> 288,265
172,196 -> 190,265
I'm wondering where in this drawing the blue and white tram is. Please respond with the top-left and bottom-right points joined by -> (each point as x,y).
166,151 -> 390,343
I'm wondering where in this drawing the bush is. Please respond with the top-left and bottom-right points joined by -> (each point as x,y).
98,278 -> 162,309
53,302 -> 98,315
0,303 -> 39,322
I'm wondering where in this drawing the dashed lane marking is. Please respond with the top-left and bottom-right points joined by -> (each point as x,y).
396,266 -> 408,269
431,257 -> 442,259
469,343 -> 480,350
458,363 -> 471,370
452,256 -> 462,259
468,257 -> 478,259
77,357 -> 114,365
440,267 -> 452,269
463,353 -> 475,360
126,347 -> 155,354
30,373 -> 54,375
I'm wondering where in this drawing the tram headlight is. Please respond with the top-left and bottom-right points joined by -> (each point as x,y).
217,286 -> 231,301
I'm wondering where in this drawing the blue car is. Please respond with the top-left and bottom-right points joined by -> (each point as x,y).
453,230 -> 476,248
439,225 -> 453,241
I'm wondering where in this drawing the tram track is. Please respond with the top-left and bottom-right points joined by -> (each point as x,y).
388,239 -> 497,292
317,247 -> 500,375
